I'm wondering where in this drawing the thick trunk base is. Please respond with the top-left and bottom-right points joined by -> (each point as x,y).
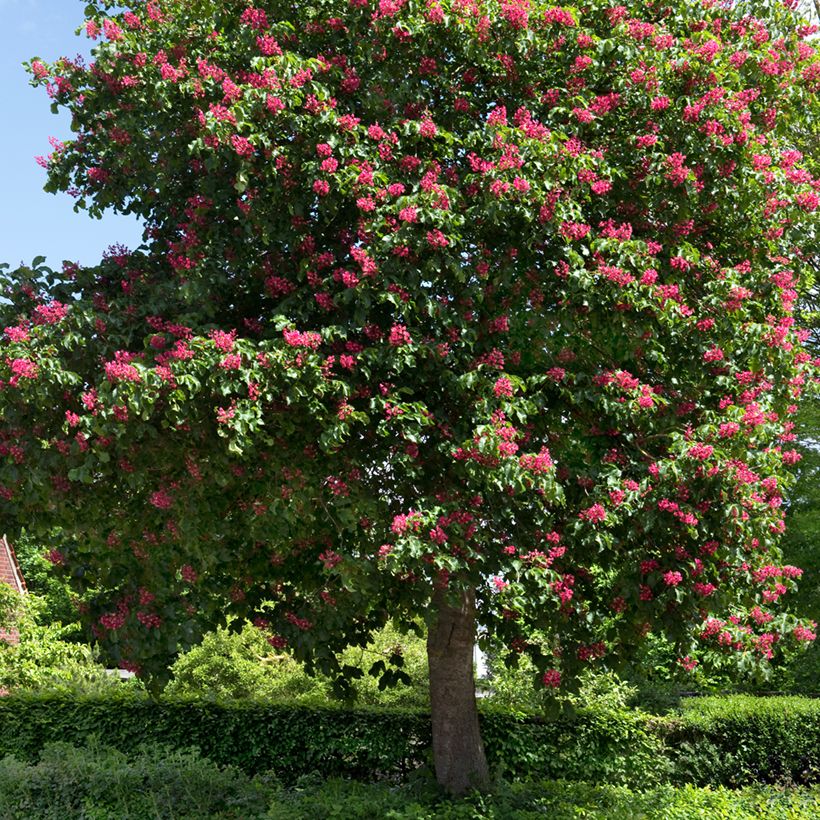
427,586 -> 490,795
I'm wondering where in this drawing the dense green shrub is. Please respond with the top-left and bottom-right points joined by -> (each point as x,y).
0,741 -> 276,819
0,586 -> 124,696
0,749 -> 816,820
1,694 -> 819,789
666,696 -> 820,787
0,694 -> 670,786
480,704 -> 668,786
0,694 -> 431,781
166,621 -> 429,708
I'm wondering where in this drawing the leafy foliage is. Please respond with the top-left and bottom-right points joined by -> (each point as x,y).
666,695 -> 820,787
0,741 -> 277,819
1,1 -> 819,702
267,779 -> 820,820
11,530 -> 79,631
0,745 -> 816,819
1,693 -> 820,788
0,587 -> 122,696
166,620 -> 429,707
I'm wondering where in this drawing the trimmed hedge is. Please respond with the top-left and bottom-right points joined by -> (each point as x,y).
0,695 -> 665,786
0,695 -> 430,782
664,696 -> 820,787
0,694 -> 818,787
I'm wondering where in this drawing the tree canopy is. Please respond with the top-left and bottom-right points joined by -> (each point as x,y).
1,0 -> 819,790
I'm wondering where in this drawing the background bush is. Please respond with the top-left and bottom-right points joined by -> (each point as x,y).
664,696 -> 820,787
0,585 -> 123,696
166,621 -> 429,708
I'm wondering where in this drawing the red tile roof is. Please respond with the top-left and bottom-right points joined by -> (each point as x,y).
0,536 -> 25,595
0,535 -> 26,645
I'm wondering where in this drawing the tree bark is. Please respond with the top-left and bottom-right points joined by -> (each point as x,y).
427,585 -> 490,795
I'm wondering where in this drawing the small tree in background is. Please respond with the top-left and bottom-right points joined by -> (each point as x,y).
1,0 -> 819,792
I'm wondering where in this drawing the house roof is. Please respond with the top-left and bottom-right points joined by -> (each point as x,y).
0,535 -> 26,595
0,535 -> 25,646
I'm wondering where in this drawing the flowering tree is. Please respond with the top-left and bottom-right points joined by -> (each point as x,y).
2,0 -> 820,792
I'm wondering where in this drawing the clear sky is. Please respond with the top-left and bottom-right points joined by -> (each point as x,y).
1,0 -> 143,269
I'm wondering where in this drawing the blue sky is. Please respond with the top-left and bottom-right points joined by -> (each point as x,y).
1,0 -> 143,269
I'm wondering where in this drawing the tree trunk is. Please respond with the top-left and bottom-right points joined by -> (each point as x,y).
427,585 -> 490,795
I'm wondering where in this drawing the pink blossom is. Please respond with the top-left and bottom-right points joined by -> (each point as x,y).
426,230 -> 449,248
389,324 -> 412,346
543,8 -> 576,26
559,221 -> 591,241
501,0 -> 531,29
220,353 -> 242,370
542,669 -> 562,688
99,611 -> 126,630
663,570 -> 683,586
137,612 -> 162,629
391,512 -> 419,534
519,447 -> 553,474
494,376 -> 514,398
240,7 -> 269,30
3,326 -> 29,342
149,489 -> 173,509
283,329 -> 321,349
209,329 -> 236,351
419,117 -> 437,138
102,19 -> 123,41
579,504 -> 606,524
32,301 -> 68,325
688,443 -> 714,460
9,358 -> 39,380
216,405 -> 236,424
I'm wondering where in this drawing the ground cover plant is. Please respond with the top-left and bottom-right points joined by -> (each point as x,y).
1,0 -> 819,793
0,744 -> 818,820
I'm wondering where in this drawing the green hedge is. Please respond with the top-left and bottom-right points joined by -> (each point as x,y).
0,695 -> 430,782
0,694 -> 666,786
0,694 -> 819,788
664,696 -> 820,787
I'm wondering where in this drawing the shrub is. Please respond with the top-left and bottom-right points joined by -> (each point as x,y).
665,696 -> 820,787
0,588 -> 123,696
0,693 -> 663,786
0,741 -> 277,819
166,621 -> 429,708
0,693 -> 819,789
